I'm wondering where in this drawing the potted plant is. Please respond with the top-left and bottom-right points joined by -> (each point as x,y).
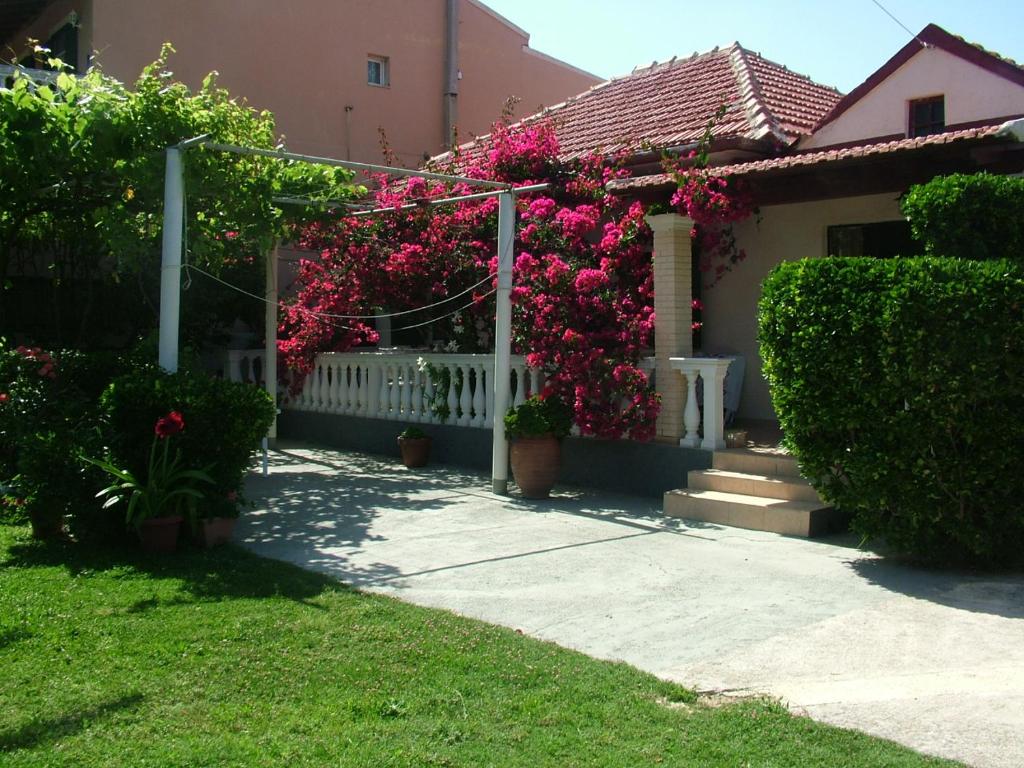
504,394 -> 572,499
84,411 -> 214,553
397,426 -> 431,468
191,490 -> 242,548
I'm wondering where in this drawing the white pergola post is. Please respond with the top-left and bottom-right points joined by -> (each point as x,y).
158,146 -> 184,372
491,191 -> 514,495
265,244 -> 279,440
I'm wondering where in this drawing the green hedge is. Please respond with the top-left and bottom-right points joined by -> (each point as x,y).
101,367 -> 276,518
901,173 -> 1024,262
758,257 -> 1024,567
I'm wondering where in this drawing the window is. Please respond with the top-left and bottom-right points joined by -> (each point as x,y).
18,21 -> 79,72
827,221 -> 919,259
909,96 -> 944,137
367,55 -> 389,87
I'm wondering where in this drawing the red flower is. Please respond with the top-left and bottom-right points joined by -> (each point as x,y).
0,393 -> 8,403
154,411 -> 185,438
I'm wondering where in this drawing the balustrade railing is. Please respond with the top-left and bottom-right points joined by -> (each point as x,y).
289,351 -> 544,428
669,357 -> 734,450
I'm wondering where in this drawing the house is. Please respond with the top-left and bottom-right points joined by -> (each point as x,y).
0,0 -> 600,167
439,23 -> 1024,440
276,23 -> 1024,518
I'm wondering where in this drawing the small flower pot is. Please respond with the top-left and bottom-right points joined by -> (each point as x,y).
724,429 -> 748,449
138,515 -> 183,553
398,436 -> 431,468
509,435 -> 561,499
196,516 -> 237,548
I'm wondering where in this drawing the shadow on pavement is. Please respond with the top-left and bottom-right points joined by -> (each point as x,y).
849,557 -> 1024,619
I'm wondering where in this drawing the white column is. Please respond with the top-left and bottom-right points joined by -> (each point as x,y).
699,359 -> 732,451
158,147 -> 184,372
491,191 -> 514,493
264,246 -> 278,438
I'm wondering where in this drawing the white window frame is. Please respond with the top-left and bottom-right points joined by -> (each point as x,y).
367,55 -> 390,87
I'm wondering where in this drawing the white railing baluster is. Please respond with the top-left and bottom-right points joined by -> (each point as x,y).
458,364 -> 472,426
337,362 -> 350,414
366,361 -> 381,416
445,363 -> 458,423
423,373 -> 436,424
400,363 -> 413,419
529,368 -> 542,399
471,364 -> 486,427
310,361 -> 323,411
389,364 -> 401,419
512,364 -> 526,408
411,367 -> 423,422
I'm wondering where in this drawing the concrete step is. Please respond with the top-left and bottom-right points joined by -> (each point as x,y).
688,468 -> 824,503
664,488 -> 837,538
712,449 -> 803,479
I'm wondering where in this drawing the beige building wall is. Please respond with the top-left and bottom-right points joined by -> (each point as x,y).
803,47 -> 1024,149
701,192 -> 904,420
5,0 -> 599,168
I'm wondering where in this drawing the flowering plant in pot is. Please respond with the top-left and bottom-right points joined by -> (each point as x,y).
504,394 -> 572,499
84,411 -> 214,553
397,426 -> 431,468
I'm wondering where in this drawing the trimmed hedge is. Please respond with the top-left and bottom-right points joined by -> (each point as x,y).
901,173 -> 1024,262
759,257 -> 1024,567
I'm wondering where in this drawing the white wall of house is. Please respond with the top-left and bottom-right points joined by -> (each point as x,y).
702,192 -> 903,421
802,47 -> 1024,149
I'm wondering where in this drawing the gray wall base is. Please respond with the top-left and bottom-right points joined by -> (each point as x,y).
279,411 -> 711,497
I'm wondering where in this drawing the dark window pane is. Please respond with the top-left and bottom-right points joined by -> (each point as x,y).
828,221 -> 919,259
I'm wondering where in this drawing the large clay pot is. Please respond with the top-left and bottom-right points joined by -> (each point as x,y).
509,435 -> 561,499
138,515 -> 183,553
398,436 -> 431,468
197,516 -> 237,548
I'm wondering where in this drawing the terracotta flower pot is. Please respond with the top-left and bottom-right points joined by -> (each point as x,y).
138,515 -> 183,553
196,516 -> 237,548
398,436 -> 431,468
509,435 -> 561,499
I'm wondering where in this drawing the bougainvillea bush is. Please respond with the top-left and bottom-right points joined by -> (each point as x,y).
280,119 -> 660,440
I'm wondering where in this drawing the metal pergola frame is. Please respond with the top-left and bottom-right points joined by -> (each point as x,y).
159,136 -> 545,494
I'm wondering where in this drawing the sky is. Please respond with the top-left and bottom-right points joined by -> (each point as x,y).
482,0 -> 1024,93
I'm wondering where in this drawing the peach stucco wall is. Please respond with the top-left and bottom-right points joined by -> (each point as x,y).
4,0 -> 598,168
702,193 -> 903,420
803,47 -> 1024,149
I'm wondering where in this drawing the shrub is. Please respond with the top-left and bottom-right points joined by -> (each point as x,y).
758,257 -> 1024,567
901,173 -> 1024,262
0,344 -> 111,532
100,367 -> 275,518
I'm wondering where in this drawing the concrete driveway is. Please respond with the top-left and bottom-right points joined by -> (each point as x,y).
240,443 -> 1024,768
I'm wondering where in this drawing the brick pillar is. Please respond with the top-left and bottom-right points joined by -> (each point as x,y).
646,213 -> 694,442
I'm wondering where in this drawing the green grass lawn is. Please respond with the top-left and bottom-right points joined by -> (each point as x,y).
0,525 -> 958,767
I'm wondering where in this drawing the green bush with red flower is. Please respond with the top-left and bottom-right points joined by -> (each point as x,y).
99,366 -> 275,521
85,410 -> 215,529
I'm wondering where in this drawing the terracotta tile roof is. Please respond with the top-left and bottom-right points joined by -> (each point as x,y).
436,43 -> 841,167
608,123 -> 1015,192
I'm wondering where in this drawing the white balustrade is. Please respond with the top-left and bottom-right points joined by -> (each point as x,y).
668,357 -> 734,450
286,351 -> 535,429
223,349 -> 265,384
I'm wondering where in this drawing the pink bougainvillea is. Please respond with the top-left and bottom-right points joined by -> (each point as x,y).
279,117 -> 660,440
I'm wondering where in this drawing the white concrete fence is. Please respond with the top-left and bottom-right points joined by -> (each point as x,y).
289,351 -> 544,427
225,349 -> 731,448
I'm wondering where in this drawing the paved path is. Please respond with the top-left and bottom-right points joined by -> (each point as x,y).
240,444 -> 1024,768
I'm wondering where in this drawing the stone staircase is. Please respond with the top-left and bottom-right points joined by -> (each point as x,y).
664,449 -> 840,537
